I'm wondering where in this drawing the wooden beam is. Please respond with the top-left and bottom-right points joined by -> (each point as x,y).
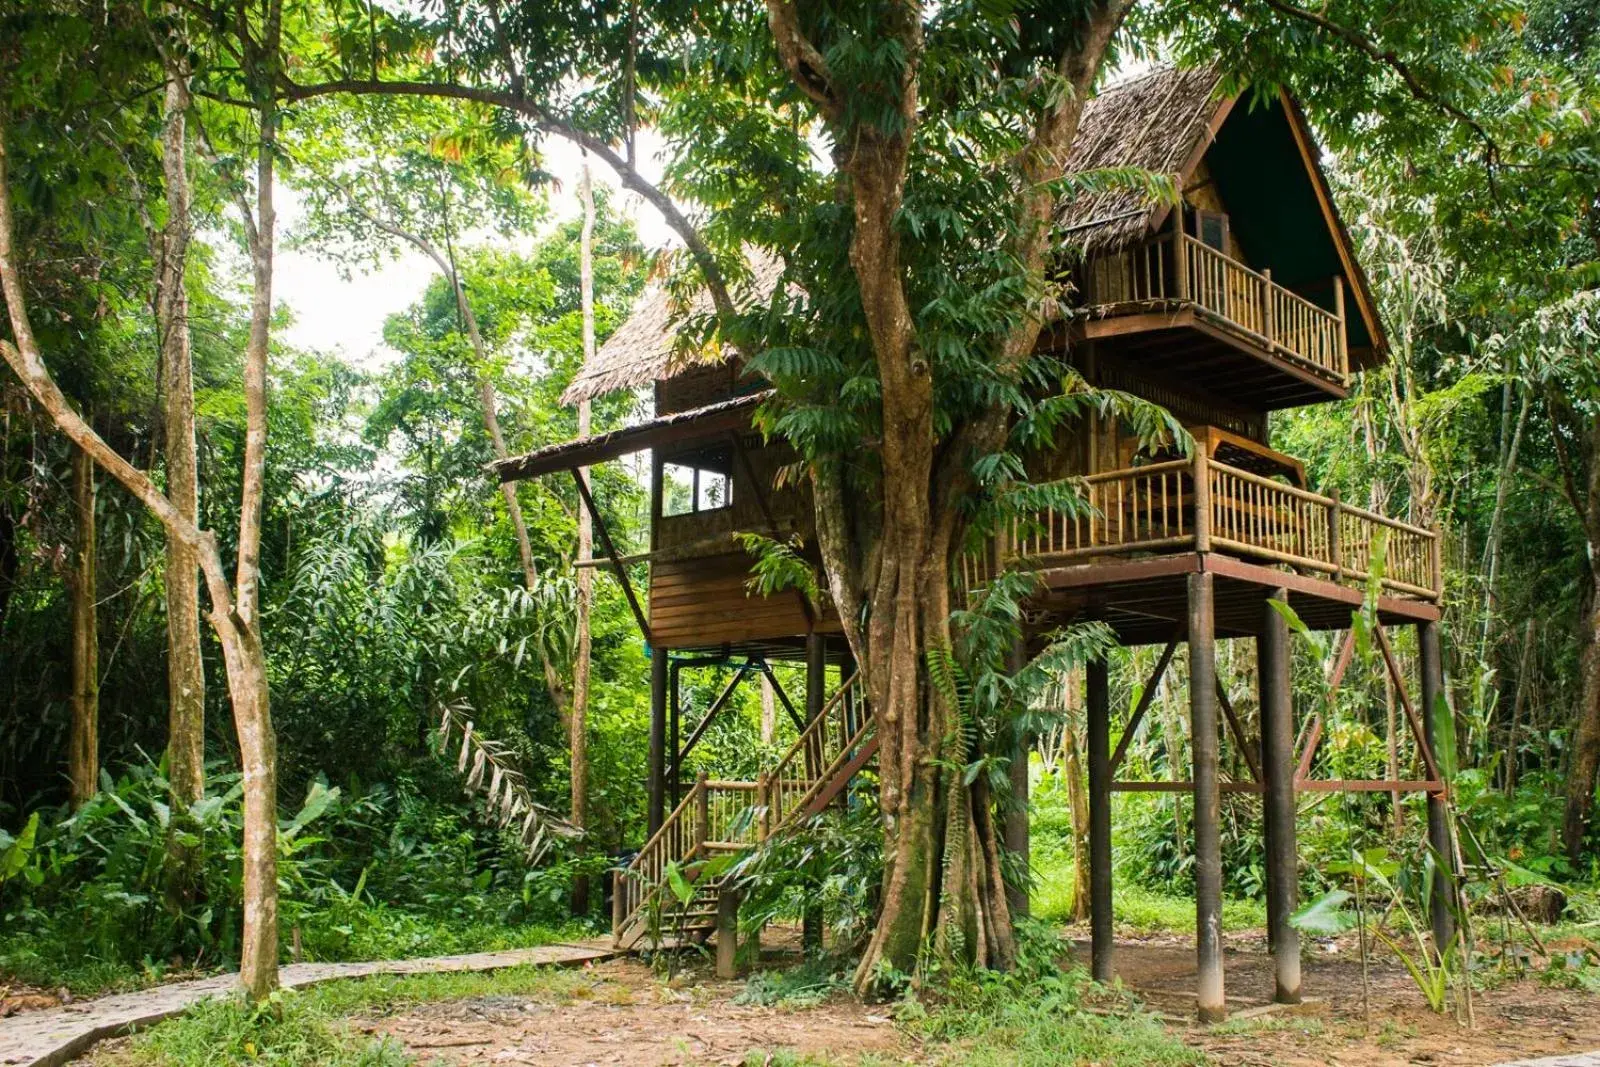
571,467 -> 651,644
1215,676 -> 1263,783
756,657 -> 806,732
1111,781 -> 1265,794
672,664 -> 751,776
1110,628 -> 1182,774
1374,626 -> 1442,783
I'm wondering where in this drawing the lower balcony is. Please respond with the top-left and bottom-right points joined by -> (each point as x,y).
960,454 -> 1441,625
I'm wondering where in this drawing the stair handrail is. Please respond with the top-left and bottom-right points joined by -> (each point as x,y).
763,671 -> 870,831
613,774 -> 707,944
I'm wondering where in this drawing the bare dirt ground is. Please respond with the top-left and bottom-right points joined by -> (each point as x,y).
361,956 -> 916,1066
1063,927 -> 1600,1067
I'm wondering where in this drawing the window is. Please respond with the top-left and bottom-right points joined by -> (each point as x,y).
1194,209 -> 1230,253
660,445 -> 734,517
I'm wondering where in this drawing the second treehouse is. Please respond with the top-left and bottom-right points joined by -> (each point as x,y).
495,66 -> 1450,1023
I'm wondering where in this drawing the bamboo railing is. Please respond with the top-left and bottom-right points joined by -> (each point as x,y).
760,671 -> 872,833
999,453 -> 1441,600
1085,231 -> 1349,381
613,674 -> 876,946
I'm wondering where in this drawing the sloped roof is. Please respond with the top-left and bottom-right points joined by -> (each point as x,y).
564,66 -> 1234,404
561,252 -> 785,405
1057,65 -> 1227,254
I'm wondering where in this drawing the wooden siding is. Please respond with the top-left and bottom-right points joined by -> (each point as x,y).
650,552 -> 814,648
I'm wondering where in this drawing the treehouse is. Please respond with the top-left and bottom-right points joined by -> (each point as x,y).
495,66 -> 1451,1022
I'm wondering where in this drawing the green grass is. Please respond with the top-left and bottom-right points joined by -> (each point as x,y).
0,908 -> 586,1000
1031,850 -> 1267,933
99,964 -> 600,1066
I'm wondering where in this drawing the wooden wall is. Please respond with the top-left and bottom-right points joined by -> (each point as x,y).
650,551 -> 821,649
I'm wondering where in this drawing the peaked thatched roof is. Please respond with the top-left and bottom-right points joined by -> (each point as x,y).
1058,65 -> 1226,254
565,66 -> 1230,404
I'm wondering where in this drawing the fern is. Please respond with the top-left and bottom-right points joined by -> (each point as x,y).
434,701 -> 581,865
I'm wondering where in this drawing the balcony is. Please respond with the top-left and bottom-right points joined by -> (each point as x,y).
960,453 -> 1441,618
1074,232 -> 1352,410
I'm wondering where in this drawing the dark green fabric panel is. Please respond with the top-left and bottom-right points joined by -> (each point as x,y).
1206,97 -> 1373,352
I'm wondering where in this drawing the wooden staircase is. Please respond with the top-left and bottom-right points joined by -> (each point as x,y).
611,671 -> 874,950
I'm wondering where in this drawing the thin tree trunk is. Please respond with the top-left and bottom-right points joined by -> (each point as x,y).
1,119 -> 278,997
1160,663 -> 1189,861
1061,697 -> 1091,923
1506,618 -> 1534,793
157,52 -> 206,816
760,673 -> 777,745
570,163 -> 595,916
68,446 -> 98,808
1566,565 -> 1600,861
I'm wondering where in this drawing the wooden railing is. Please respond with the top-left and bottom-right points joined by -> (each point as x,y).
760,671 -> 872,832
701,780 -> 761,849
1000,453 -> 1441,600
1083,231 -> 1348,382
612,776 -> 708,945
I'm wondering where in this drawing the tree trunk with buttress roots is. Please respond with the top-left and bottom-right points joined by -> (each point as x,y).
771,0 -> 1134,989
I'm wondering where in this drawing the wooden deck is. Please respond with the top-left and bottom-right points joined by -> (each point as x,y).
1074,231 -> 1352,409
960,451 -> 1440,644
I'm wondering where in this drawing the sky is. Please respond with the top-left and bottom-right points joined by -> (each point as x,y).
275,130 -> 673,368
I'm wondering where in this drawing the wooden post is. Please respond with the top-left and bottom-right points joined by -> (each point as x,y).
1419,621 -> 1456,952
716,886 -> 741,978
802,632 -> 826,953
669,660 -> 682,809
1005,636 -> 1031,918
1430,531 -> 1443,598
1262,268 -> 1275,350
1189,571 -> 1226,1023
695,770 -> 710,849
1174,228 -> 1190,302
1333,274 -> 1348,377
1260,589 -> 1301,1004
1329,488 -> 1343,582
611,868 -> 625,947
648,648 -> 668,835
1193,447 -> 1211,553
1087,656 -> 1113,982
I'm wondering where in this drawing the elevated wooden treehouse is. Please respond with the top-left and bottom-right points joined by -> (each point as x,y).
496,66 -> 1452,1022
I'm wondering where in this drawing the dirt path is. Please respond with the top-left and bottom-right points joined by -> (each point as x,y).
1067,929 -> 1600,1067
363,958 -> 912,1066
0,940 -> 616,1067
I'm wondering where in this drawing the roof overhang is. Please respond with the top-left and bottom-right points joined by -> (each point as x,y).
490,391 -> 771,483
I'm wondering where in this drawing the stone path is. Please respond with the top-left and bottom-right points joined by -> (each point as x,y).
0,939 -> 616,1067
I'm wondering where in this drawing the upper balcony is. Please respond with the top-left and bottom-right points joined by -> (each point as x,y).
1072,230 -> 1352,410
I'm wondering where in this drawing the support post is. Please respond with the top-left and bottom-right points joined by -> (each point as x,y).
716,886 -> 741,979
647,648 -> 668,835
1260,589 -> 1301,1004
1087,655 -> 1113,983
1006,637 -> 1030,918
802,631 -> 826,954
1189,571 -> 1225,1023
669,659 -> 682,809
1419,620 -> 1456,952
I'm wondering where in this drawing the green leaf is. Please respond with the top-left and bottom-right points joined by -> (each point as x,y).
1290,889 -> 1356,935
1431,692 -> 1457,783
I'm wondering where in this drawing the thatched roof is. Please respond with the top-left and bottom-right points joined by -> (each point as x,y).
561,252 -> 785,405
566,66 -> 1229,404
1058,65 -> 1226,255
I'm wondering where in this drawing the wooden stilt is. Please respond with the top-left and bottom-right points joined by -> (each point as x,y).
1419,620 -> 1456,952
648,648 -> 668,835
1087,656 -> 1113,983
1189,571 -> 1226,1022
1260,588 -> 1301,1004
716,886 -> 741,978
1006,637 -> 1031,918
669,659 -> 682,809
802,632 -> 825,954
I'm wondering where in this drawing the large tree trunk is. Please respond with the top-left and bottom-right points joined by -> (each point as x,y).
68,445 -> 98,808
157,55 -> 206,818
569,163 -> 595,916
1,114 -> 278,997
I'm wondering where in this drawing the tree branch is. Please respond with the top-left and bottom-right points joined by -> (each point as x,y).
765,0 -> 840,118
278,76 -> 736,323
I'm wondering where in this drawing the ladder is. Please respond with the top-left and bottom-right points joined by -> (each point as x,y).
611,671 -> 874,950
